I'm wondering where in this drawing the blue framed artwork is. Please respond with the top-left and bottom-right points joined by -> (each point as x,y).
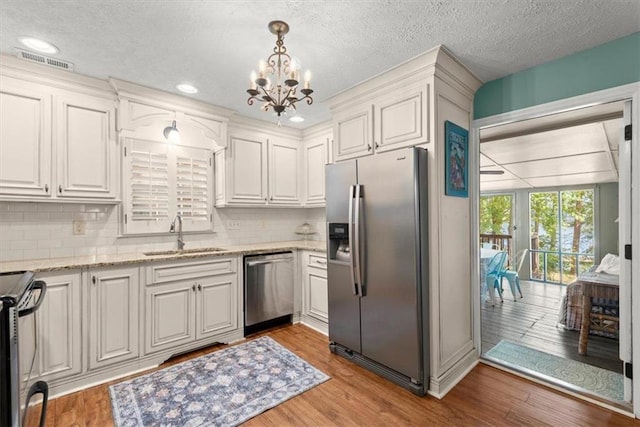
444,120 -> 468,197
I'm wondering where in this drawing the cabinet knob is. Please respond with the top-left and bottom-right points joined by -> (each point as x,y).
270,196 -> 273,201
44,184 -> 49,193
198,284 -> 202,291
264,197 -> 267,202
58,185 -> 62,193
367,144 -> 372,151
192,284 -> 196,292
92,276 -> 96,285
375,141 -> 379,149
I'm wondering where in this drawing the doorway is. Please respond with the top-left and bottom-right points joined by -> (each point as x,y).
472,86 -> 638,415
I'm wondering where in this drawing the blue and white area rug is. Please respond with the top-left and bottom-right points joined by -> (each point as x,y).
109,336 -> 329,426
485,340 -> 624,402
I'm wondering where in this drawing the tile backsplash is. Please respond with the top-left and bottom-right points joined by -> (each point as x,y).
0,202 -> 326,262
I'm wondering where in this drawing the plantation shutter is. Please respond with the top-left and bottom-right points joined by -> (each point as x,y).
175,146 -> 212,231
123,139 -> 212,235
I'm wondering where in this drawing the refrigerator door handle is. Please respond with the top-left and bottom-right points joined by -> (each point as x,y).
354,184 -> 363,296
348,185 -> 359,295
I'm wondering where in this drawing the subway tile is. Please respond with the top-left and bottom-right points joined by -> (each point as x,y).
8,202 -> 38,212
23,248 -> 50,260
11,240 -> 35,250
37,203 -> 62,212
23,212 -> 50,222
1,249 -> 24,261
0,212 -> 24,222
74,247 -> 96,257
50,248 -> 74,258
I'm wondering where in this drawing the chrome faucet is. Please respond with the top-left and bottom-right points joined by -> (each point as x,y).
169,214 -> 185,251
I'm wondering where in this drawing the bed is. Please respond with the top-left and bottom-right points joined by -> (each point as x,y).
557,255 -> 620,355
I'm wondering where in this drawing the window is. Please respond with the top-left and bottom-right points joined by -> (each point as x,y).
123,138 -> 212,235
529,189 -> 594,284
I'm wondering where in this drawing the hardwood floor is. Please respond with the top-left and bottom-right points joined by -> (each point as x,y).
32,323 -> 638,427
481,279 -> 622,373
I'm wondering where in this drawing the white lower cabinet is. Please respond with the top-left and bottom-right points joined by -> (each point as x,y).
145,257 -> 238,354
32,271 -> 82,382
88,266 -> 139,370
301,252 -> 328,333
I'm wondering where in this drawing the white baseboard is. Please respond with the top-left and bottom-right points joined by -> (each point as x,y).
428,348 -> 479,398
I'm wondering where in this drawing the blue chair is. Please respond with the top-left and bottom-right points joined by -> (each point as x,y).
500,249 -> 527,301
486,251 -> 508,306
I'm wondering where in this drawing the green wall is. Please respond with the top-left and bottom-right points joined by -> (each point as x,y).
474,32 -> 640,119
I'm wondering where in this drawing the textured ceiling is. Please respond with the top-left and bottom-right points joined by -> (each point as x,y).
1,1 -> 638,128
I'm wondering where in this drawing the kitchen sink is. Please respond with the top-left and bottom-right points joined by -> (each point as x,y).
143,247 -> 226,256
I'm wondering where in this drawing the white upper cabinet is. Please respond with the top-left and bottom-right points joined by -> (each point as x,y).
0,68 -> 118,202
0,77 -> 52,197
333,105 -> 373,161
303,129 -> 331,206
332,83 -> 428,162
215,126 -> 302,207
374,84 -> 428,153
268,137 -> 301,205
227,134 -> 268,204
56,93 -> 117,199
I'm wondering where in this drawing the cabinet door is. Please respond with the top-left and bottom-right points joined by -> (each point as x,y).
196,274 -> 238,339
89,267 -> 139,370
304,134 -> 329,206
305,257 -> 328,323
145,281 -> 196,354
268,138 -> 301,205
227,135 -> 267,204
333,105 -> 373,162
374,84 -> 428,153
56,93 -> 117,199
36,272 -> 82,381
0,78 -> 52,197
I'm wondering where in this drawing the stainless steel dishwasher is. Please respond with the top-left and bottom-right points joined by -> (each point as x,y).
244,252 -> 294,335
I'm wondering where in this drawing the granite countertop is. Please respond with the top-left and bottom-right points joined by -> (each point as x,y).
0,240 -> 326,274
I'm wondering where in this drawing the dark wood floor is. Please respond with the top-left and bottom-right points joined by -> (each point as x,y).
34,324 -> 639,427
481,280 -> 622,373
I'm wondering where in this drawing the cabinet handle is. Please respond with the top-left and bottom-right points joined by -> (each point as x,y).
92,276 -> 96,285
367,144 -> 372,151
192,284 -> 196,292
58,185 -> 62,193
198,284 -> 202,291
316,260 -> 327,265
45,184 -> 49,193
375,141 -> 379,149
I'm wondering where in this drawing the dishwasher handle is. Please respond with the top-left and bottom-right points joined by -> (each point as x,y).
246,258 -> 292,267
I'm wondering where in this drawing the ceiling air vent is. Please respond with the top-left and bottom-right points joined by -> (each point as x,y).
15,48 -> 74,71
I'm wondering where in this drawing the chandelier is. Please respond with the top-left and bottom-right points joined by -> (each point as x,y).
246,20 -> 313,119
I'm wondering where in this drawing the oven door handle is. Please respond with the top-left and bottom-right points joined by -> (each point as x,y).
18,280 -> 47,317
23,380 -> 48,427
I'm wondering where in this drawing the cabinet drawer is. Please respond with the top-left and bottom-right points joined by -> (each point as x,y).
146,257 -> 236,285
308,254 -> 327,270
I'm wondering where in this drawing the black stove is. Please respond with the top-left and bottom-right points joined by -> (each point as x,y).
0,271 -> 48,427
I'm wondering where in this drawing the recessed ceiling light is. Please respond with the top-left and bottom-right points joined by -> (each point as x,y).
19,37 -> 58,54
176,83 -> 198,94
289,116 -> 304,123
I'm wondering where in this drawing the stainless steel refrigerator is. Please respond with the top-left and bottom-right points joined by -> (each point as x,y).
326,146 -> 429,395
